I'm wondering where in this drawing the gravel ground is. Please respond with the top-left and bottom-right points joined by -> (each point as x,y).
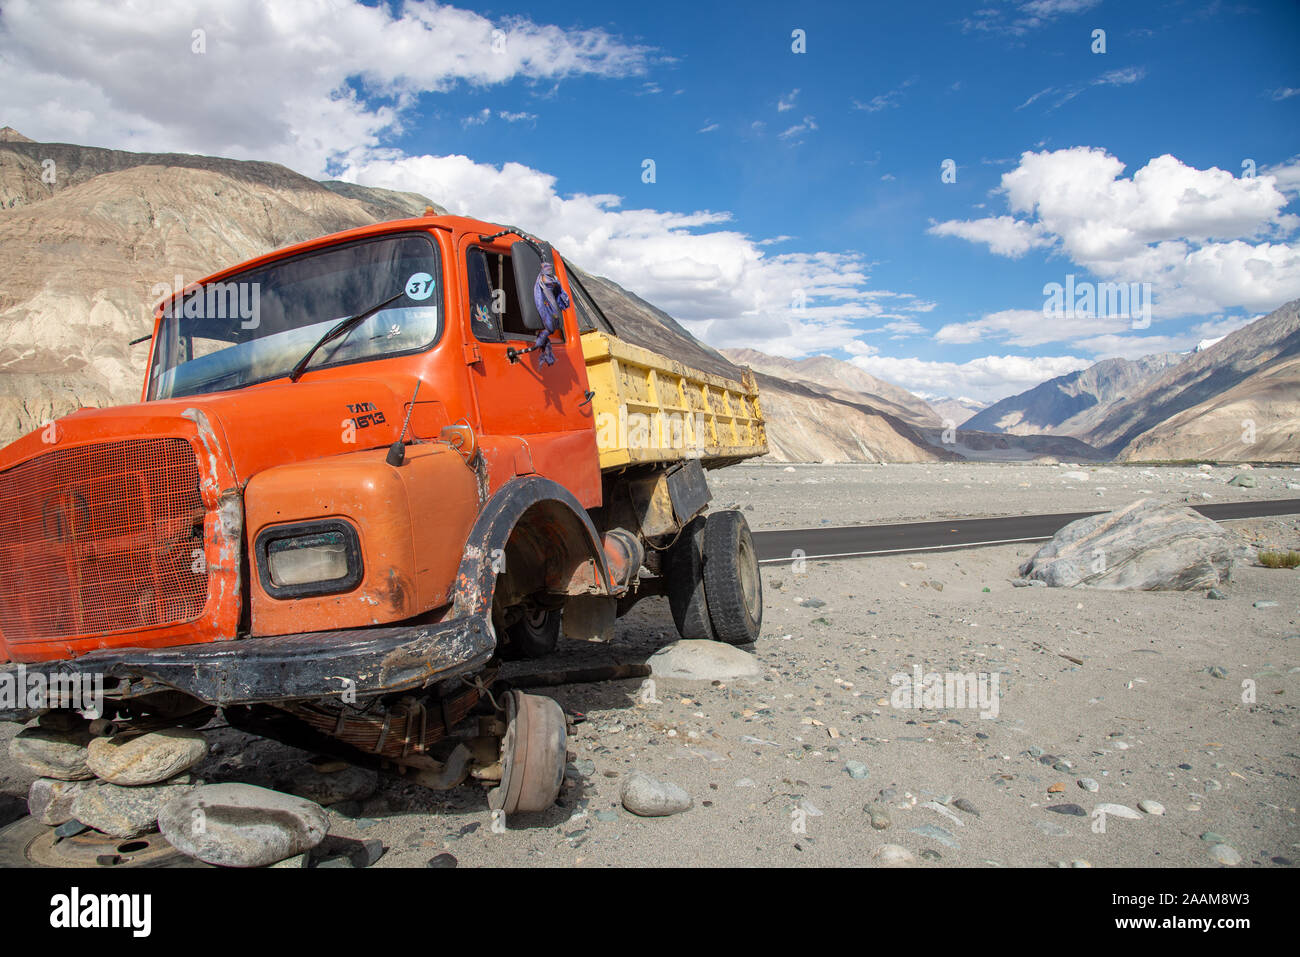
1,464 -> 1296,869
713,461 -> 1300,529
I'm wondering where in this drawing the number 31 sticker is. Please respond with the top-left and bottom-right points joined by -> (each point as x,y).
405,272 -> 435,301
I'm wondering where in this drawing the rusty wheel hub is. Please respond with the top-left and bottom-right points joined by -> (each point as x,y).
488,690 -> 566,815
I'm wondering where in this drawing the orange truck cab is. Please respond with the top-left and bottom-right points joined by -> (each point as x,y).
0,213 -> 766,813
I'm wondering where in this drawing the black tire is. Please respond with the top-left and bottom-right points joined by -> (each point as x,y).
666,516 -> 714,640
500,605 -> 562,660
702,510 -> 763,644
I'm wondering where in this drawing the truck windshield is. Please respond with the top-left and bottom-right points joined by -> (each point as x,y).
147,232 -> 442,399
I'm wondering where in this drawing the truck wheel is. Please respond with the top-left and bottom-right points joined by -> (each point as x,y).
489,690 -> 567,815
500,606 -> 561,660
702,510 -> 763,644
666,516 -> 714,640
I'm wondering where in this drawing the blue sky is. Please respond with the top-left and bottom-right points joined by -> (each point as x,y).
3,0 -> 1298,401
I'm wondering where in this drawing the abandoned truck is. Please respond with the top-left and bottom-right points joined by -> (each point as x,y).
0,213 -> 767,816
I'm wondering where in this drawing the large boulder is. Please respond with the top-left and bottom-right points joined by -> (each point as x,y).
27,778 -> 95,826
87,728 -> 208,785
1019,498 -> 1245,590
158,784 -> 329,868
71,778 -> 197,839
647,640 -> 763,681
8,724 -> 95,780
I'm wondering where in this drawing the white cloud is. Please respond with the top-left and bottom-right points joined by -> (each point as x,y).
0,0 -> 650,176
931,147 -> 1300,318
1017,65 -> 1146,112
851,76 -> 916,113
778,116 -> 818,141
962,0 -> 1102,37
1272,87 -> 1300,101
850,353 -> 1094,404
777,89 -> 799,112
698,122 -> 719,133
340,151 -> 920,356
928,215 -> 1054,258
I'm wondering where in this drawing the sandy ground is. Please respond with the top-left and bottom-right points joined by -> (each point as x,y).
1,464 -> 1296,868
714,461 -> 1300,529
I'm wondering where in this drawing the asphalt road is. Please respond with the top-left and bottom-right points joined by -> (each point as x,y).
751,498 -> 1300,564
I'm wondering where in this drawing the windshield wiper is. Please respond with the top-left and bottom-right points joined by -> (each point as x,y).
288,289 -> 406,382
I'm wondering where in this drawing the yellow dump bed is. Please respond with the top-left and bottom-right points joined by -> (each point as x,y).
581,330 -> 767,471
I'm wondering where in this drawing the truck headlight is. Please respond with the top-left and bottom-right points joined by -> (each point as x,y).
255,520 -> 363,598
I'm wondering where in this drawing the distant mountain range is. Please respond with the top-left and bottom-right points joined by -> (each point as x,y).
962,353 -> 1184,437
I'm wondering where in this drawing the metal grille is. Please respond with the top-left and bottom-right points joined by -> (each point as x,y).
0,438 -> 210,643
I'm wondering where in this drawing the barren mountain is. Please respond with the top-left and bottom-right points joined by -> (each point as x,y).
722,348 -> 941,427
962,353 -> 1183,437
924,395 -> 987,429
1096,301 -> 1300,462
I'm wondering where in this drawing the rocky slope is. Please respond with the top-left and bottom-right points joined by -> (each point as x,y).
962,353 -> 1183,437
722,348 -> 942,428
1088,300 -> 1300,462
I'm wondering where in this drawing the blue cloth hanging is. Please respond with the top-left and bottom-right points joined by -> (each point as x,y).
532,260 -> 569,366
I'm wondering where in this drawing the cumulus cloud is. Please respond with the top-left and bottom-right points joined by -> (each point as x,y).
849,354 -> 1095,404
339,151 -> 926,355
0,0 -> 650,175
930,147 -> 1300,318
777,89 -> 799,112
928,216 -> 1054,258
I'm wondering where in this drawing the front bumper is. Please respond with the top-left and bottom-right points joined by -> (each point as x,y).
0,613 -> 495,716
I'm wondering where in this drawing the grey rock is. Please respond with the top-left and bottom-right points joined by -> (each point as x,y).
1047,803 -> 1087,817
1206,588 -> 1227,600
910,824 -> 959,848
71,779 -> 197,839
873,844 -> 915,867
27,778 -> 94,826
1208,844 -> 1241,865
1227,474 -> 1257,488
864,804 -> 891,830
798,598 -> 826,608
952,798 -> 981,817
1253,600 -> 1278,609
1208,666 -> 1229,678
427,853 -> 458,868
9,725 -> 95,780
158,784 -> 329,868
1138,799 -> 1165,815
1078,778 -> 1100,792
1200,831 -> 1226,843
620,772 -> 692,817
86,728 -> 208,786
647,640 -> 762,681
1033,819 -> 1071,837
1018,499 -> 1246,590
844,760 -> 870,780
54,819 -> 90,839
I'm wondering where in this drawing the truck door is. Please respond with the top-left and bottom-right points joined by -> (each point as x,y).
458,234 -> 601,507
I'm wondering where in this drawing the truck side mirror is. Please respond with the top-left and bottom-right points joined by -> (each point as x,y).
511,240 -> 546,331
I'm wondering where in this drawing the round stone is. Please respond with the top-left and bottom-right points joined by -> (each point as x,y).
87,728 -> 208,786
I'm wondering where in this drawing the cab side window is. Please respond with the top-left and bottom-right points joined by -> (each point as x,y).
465,246 -> 566,344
